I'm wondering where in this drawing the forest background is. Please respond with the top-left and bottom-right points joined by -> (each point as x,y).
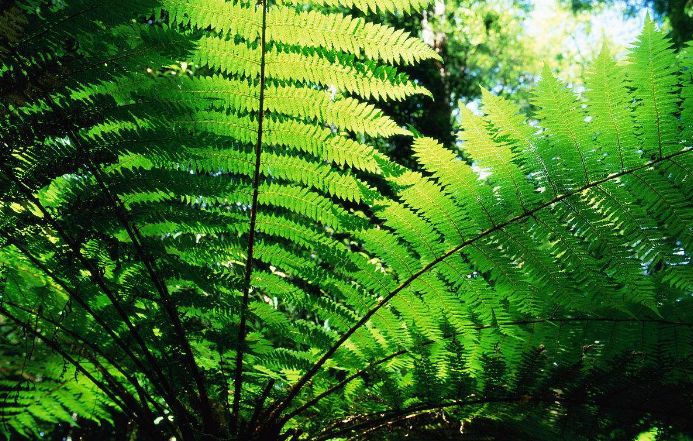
383,0 -> 692,161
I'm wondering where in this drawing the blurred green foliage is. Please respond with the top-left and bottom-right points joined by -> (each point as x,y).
564,0 -> 692,47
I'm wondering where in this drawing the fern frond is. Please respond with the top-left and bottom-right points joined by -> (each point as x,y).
627,15 -> 681,158
276,21 -> 692,436
277,0 -> 432,15
532,66 -> 599,188
585,44 -> 641,170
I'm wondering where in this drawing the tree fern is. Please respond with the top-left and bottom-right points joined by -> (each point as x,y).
1,0 -> 438,438
0,2 -> 691,440
274,19 -> 692,438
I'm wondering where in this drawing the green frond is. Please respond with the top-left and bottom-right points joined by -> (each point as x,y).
532,65 -> 599,188
194,37 -> 430,101
585,43 -> 642,170
680,42 -> 693,142
410,136 -> 494,231
390,167 -> 478,243
627,15 -> 681,158
0,311 -> 114,439
480,89 -> 556,197
458,105 -> 534,214
339,25 -> 692,439
166,1 -> 438,64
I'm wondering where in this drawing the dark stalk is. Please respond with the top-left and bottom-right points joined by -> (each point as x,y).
83,156 -> 215,432
313,398 -> 521,441
248,379 -> 276,433
0,299 -> 167,417
1,167 -> 161,371
232,0 -> 268,432
0,305 -> 157,435
318,382 -> 693,441
282,315 -> 692,422
0,234 -> 153,381
279,351 -> 406,424
0,171 -> 197,438
0,233 -> 198,439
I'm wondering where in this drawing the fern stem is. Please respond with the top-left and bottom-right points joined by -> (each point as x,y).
282,315 -> 691,423
317,383 -> 693,440
0,168 -> 199,437
0,298 -> 166,414
0,233 -> 199,441
232,0 -> 269,432
248,379 -> 276,432
279,350 -> 407,424
0,235 -> 158,386
265,147 -> 692,422
0,305 -> 149,429
22,298 -> 184,439
83,157 -> 216,435
314,397 -> 522,440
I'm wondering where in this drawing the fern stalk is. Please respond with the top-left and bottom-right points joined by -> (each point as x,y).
233,0 -> 269,433
0,305 -> 144,425
319,381 -> 693,440
0,298 -> 169,418
283,314 -> 691,424
0,168 -> 199,436
314,398 -> 525,441
279,349 -> 408,424
83,156 -> 216,435
0,230 -> 197,435
248,379 -> 276,432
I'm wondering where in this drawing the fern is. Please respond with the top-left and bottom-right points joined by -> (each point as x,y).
270,18 -> 692,438
0,0 -> 439,438
0,2 -> 691,440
